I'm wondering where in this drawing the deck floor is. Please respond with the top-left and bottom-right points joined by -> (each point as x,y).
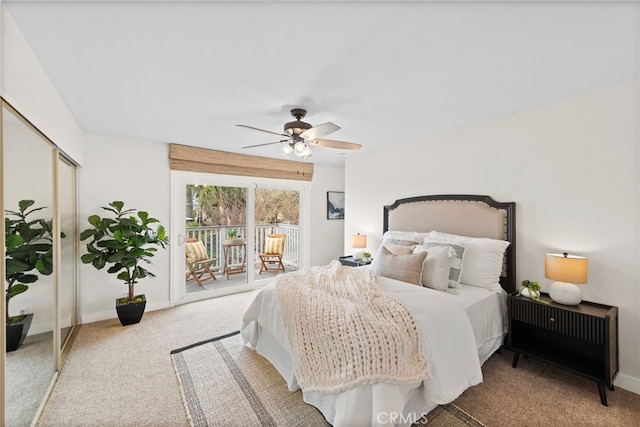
185,265 -> 296,294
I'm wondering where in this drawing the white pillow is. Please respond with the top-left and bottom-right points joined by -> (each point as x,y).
383,231 -> 430,245
412,244 -> 454,291
420,240 -> 465,288
426,231 -> 510,292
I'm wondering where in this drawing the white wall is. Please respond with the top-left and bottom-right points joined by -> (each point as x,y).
345,81 -> 640,393
78,133 -> 171,322
309,165 -> 345,266
79,135 -> 345,322
0,6 -> 83,163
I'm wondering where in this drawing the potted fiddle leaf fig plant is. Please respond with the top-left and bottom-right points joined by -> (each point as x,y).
80,201 -> 169,326
5,200 -> 54,351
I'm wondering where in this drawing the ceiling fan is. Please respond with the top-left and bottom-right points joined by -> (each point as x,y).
237,108 -> 361,159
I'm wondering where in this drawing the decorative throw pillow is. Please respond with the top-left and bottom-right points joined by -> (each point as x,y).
371,246 -> 427,286
383,242 -> 415,256
426,231 -> 510,292
412,244 -> 454,291
264,236 -> 285,255
185,240 -> 209,264
421,240 -> 465,288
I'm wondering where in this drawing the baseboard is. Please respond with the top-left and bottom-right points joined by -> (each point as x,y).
80,300 -> 172,324
615,372 -> 640,395
80,308 -> 118,324
22,316 -> 74,336
27,319 -> 54,336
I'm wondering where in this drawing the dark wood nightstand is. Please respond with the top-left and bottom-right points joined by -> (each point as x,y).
505,293 -> 618,406
338,256 -> 372,267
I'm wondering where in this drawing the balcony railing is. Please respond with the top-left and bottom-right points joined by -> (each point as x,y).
185,224 -> 299,272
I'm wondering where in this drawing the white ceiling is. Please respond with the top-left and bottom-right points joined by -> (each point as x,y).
5,0 -> 639,167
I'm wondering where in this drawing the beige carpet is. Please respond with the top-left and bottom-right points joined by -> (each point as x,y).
38,289 -> 640,426
37,290 -> 260,427
6,331 -> 54,427
456,350 -> 640,427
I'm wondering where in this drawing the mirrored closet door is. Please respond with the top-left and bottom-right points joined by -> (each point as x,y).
2,102 -> 79,426
56,154 -> 78,359
3,104 -> 56,426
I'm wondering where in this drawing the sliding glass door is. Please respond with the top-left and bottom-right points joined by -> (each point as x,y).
185,184 -> 248,293
254,188 -> 300,277
171,171 -> 307,305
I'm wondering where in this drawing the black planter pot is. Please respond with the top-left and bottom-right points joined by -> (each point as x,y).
6,313 -> 34,352
115,295 -> 146,326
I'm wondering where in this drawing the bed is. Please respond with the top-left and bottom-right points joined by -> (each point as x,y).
241,194 -> 516,426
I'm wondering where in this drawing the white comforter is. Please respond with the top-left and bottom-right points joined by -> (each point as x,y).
241,275 -> 483,427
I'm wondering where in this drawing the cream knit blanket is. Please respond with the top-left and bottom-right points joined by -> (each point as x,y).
276,261 -> 428,394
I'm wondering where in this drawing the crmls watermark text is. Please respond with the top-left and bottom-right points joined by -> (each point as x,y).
376,412 -> 429,425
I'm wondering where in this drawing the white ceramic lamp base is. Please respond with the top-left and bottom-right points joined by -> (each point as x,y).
353,249 -> 365,261
549,281 -> 582,305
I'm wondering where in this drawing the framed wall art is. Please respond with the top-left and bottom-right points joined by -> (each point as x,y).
327,191 -> 345,220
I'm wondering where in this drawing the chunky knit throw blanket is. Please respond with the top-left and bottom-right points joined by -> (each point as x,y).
276,261 -> 428,394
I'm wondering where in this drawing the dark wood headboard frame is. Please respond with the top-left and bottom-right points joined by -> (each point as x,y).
383,194 -> 516,294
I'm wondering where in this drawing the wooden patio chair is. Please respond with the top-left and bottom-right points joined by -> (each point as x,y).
259,233 -> 286,274
185,237 -> 217,285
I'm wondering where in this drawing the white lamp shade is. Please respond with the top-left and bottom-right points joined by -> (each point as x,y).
351,234 -> 367,249
545,253 -> 588,283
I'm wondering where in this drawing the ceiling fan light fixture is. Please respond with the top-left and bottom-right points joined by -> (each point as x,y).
280,143 -> 293,157
299,145 -> 313,159
239,107 -> 360,159
294,140 -> 307,154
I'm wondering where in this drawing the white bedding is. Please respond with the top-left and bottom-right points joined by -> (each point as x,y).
241,271 -> 506,427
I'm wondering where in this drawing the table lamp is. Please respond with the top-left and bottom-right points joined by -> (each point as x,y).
352,233 -> 367,260
544,252 -> 588,305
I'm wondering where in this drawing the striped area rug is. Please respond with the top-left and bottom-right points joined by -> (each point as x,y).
170,331 -> 483,426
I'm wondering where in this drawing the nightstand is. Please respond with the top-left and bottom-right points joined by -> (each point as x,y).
338,256 -> 372,267
505,293 -> 618,406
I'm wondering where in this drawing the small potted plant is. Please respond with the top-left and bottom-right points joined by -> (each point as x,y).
226,228 -> 238,240
5,200 -> 54,351
519,279 -> 547,304
80,201 -> 169,326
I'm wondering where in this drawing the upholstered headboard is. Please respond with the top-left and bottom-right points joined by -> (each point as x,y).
383,194 -> 516,293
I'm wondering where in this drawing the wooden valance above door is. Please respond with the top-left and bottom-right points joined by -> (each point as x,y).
169,143 -> 314,182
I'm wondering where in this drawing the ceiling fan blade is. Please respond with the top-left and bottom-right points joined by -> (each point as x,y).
309,139 -> 362,150
236,124 -> 289,138
300,122 -> 341,140
242,140 -> 288,149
